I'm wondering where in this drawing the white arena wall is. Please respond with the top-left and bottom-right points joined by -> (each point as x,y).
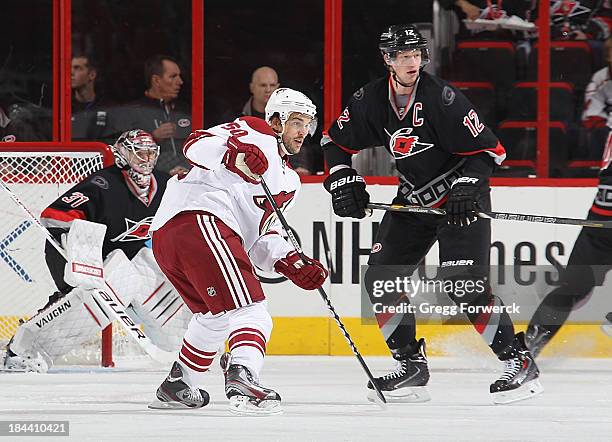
0,180 -> 609,358
260,182 -> 611,357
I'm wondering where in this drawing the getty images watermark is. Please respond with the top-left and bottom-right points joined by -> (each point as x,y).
361,265 -> 523,322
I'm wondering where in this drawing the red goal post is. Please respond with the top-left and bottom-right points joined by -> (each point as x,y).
0,142 -> 116,367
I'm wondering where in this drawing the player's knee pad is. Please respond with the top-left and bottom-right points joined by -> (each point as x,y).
9,288 -> 111,370
228,301 -> 273,342
186,311 -> 230,350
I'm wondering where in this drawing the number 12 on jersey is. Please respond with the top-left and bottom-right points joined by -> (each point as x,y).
463,109 -> 484,137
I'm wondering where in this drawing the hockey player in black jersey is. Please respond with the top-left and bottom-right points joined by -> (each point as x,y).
322,24 -> 542,404
526,133 -> 612,357
2,129 -> 187,372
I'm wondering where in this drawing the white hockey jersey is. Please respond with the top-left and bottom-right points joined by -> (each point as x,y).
582,66 -> 612,128
150,117 -> 298,272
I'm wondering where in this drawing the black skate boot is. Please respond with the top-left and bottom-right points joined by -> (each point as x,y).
490,332 -> 543,404
148,361 -> 210,409
367,338 -> 430,403
220,352 -> 282,415
524,325 -> 552,358
601,312 -> 612,338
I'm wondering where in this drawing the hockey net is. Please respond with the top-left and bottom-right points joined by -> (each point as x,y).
0,144 -> 146,367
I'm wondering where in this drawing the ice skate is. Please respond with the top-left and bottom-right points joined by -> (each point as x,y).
367,338 -> 430,403
148,361 -> 210,409
524,324 -> 552,359
220,352 -> 282,415
490,332 -> 543,404
1,339 -> 48,373
601,312 -> 612,338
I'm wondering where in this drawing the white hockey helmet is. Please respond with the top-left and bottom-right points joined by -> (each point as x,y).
112,129 -> 160,187
265,88 -> 317,136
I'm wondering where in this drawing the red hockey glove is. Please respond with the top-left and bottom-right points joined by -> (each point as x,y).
223,135 -> 268,184
274,251 -> 329,290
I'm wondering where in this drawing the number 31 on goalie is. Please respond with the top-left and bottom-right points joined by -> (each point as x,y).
463,109 -> 484,138
61,191 -> 89,208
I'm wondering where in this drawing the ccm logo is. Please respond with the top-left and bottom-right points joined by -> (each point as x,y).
330,175 -> 364,191
72,262 -> 103,278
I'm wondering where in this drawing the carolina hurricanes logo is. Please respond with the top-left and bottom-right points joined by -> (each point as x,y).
110,216 -> 154,242
389,127 -> 434,159
253,191 -> 295,234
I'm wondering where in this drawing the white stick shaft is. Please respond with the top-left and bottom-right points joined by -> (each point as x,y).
0,179 -> 67,259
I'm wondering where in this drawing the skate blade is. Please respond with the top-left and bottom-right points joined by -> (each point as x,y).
492,379 -> 544,405
148,399 -> 201,410
0,367 -> 31,373
367,386 -> 430,404
228,395 -> 283,416
601,323 -> 612,338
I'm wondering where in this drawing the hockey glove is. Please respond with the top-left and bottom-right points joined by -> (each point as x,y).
446,176 -> 482,226
223,135 -> 268,184
274,251 -> 329,290
323,168 -> 370,219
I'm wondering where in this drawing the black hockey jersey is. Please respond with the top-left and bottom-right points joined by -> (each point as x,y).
325,71 -> 505,207
41,165 -> 170,260
592,137 -> 612,217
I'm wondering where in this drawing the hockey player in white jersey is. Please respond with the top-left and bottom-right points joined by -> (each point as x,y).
148,88 -> 328,414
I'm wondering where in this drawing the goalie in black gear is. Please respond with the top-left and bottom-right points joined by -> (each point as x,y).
2,129 -> 191,372
322,24 -> 541,404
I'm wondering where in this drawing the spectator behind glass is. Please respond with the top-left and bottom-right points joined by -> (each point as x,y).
440,0 -> 535,39
0,104 -> 17,142
118,55 -> 191,176
237,66 -> 316,175
243,66 -> 279,119
581,36 -> 612,158
551,0 -> 612,41
71,54 -> 112,142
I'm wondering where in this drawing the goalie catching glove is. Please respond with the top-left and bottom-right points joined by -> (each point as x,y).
274,251 -> 328,290
324,168 -> 370,219
223,135 -> 268,184
446,176 -> 482,226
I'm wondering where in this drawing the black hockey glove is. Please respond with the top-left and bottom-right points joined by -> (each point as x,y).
323,168 -> 370,219
446,176 -> 482,226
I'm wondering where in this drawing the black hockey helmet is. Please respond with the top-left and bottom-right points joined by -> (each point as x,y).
379,24 -> 430,66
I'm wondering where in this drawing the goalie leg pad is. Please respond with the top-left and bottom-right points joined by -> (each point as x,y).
5,288 -> 111,371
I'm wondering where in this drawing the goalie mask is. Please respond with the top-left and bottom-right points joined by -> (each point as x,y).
113,129 -> 160,188
379,24 -> 430,68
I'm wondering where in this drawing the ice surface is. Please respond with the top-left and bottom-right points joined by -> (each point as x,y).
0,356 -> 610,441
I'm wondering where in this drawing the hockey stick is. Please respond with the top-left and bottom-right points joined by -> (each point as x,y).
367,202 -> 612,228
0,179 -> 175,364
260,177 -> 387,405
